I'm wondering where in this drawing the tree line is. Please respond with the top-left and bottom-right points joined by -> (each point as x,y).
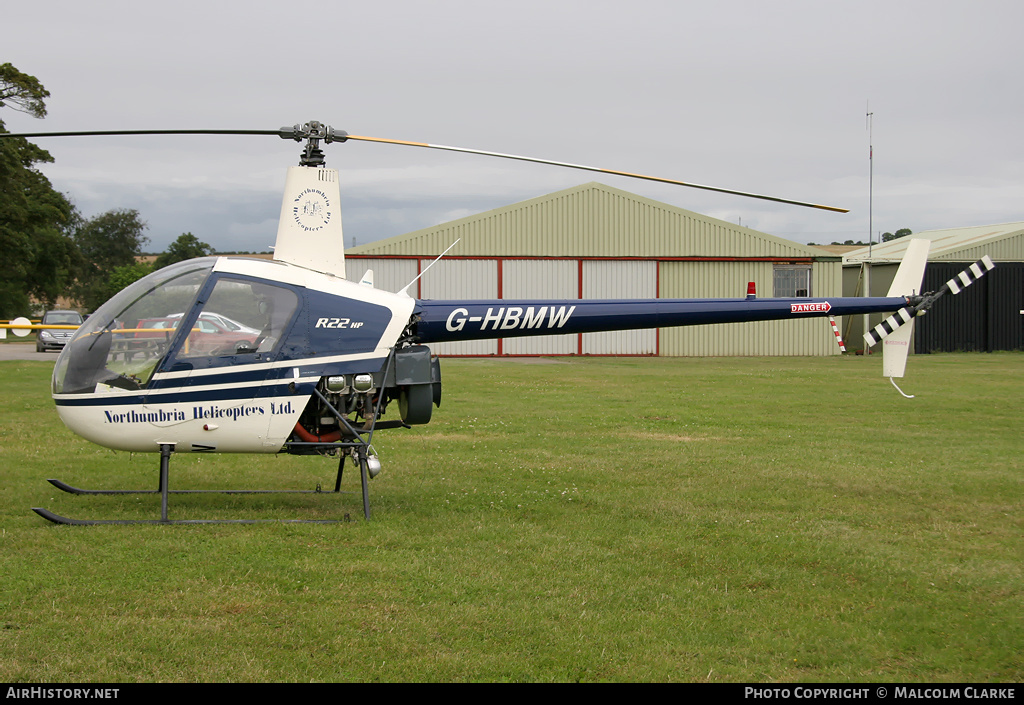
807,229 -> 913,247
1,63 -> 217,318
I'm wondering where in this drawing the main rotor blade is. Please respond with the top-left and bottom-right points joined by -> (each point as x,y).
1,126 -> 849,212
0,129 -> 284,138
344,134 -> 849,213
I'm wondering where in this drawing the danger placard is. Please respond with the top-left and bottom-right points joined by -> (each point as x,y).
790,302 -> 831,313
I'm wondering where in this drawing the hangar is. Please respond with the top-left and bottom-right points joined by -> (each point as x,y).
842,222 -> 1024,353
346,182 -> 847,357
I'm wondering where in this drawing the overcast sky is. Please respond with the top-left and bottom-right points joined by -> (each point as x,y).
6,0 -> 1023,253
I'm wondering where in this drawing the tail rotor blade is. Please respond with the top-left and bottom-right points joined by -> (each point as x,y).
864,307 -> 916,348
946,255 -> 995,295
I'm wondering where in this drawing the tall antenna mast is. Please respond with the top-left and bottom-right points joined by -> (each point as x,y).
867,104 -> 874,258
863,104 -> 874,349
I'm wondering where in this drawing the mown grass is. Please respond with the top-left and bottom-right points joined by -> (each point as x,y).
0,354 -> 1020,682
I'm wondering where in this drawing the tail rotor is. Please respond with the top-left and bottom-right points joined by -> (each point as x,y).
863,254 -> 996,348
862,246 -> 995,396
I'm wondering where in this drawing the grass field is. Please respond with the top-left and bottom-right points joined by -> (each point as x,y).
1,353 -> 1020,682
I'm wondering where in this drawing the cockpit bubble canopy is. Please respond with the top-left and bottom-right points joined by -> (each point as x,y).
54,257 -> 303,396
53,258 -> 215,395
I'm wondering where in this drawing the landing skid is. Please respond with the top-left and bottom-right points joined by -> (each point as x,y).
46,478 -> 343,495
31,507 -> 348,526
34,443 -> 376,525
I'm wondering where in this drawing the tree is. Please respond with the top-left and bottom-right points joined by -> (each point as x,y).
153,232 -> 215,269
106,261 -> 153,294
882,228 -> 913,242
25,226 -> 81,310
0,63 -> 49,118
72,208 -> 149,310
0,64 -> 75,317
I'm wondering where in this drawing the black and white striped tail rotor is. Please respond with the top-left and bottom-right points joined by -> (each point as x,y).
946,255 -> 996,295
864,307 -> 916,348
863,255 -> 995,348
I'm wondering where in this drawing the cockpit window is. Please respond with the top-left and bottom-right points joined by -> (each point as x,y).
51,260 -> 303,394
177,278 -> 299,359
52,258 -> 216,394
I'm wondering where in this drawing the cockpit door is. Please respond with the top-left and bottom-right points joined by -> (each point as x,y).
150,275 -> 302,452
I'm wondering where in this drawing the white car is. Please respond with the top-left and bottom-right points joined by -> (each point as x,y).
166,312 -> 261,337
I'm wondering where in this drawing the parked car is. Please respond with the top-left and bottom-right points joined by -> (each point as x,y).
166,311 -> 261,337
136,317 -> 259,357
36,310 -> 84,352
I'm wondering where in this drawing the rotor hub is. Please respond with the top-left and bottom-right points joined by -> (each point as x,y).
278,121 -> 349,167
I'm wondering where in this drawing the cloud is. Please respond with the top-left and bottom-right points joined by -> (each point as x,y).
5,0 -> 1021,251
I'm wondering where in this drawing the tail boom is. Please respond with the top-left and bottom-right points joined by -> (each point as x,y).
413,296 -> 910,344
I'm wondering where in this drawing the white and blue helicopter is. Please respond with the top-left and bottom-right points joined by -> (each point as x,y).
2,122 -> 994,524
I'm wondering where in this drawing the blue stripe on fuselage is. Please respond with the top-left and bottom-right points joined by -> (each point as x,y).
54,355 -> 388,407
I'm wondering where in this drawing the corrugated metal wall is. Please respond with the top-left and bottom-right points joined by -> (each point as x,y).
420,259 -> 498,355
915,262 -> 1024,352
581,260 -> 657,354
349,183 -> 827,259
346,182 -> 842,357
658,260 -> 842,356
346,256 -> 843,357
503,259 -> 577,354
346,258 -> 419,294
936,237 -> 1024,262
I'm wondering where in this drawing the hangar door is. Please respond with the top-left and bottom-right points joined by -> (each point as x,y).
581,260 -> 657,355
502,260 -> 578,355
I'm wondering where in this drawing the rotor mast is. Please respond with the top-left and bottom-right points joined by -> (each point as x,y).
272,122 -> 350,277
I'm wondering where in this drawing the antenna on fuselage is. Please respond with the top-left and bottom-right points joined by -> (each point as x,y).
398,240 -> 461,297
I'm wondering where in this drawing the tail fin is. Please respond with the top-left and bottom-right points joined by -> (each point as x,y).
859,241 -> 996,395
273,166 -> 347,278
865,242 -> 997,381
876,239 -> 931,379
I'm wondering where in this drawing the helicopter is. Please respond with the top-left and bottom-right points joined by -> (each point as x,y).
0,121 -> 995,524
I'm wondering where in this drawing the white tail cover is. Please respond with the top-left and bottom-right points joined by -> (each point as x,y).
272,166 -> 346,278
882,239 -> 930,378
885,239 -> 931,299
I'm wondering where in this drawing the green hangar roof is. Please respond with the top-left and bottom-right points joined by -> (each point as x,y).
348,182 -> 832,260
843,222 -> 1024,264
